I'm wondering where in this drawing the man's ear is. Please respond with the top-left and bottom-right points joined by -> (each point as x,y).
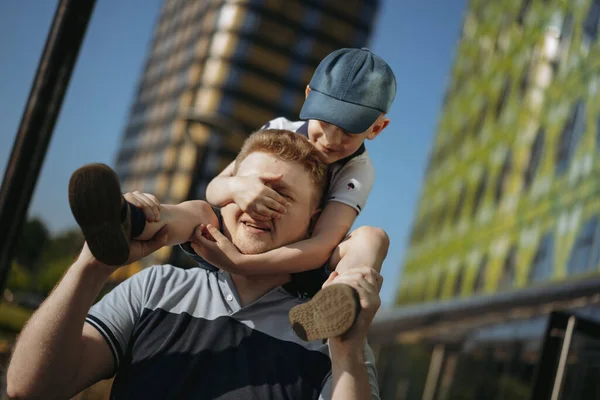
306,207 -> 322,237
305,85 -> 311,99
367,116 -> 390,140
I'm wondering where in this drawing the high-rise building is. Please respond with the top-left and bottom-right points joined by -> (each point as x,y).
399,0 -> 600,306
366,1 -> 600,399
113,0 -> 380,267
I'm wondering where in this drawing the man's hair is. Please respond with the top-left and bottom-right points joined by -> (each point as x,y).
234,129 -> 328,207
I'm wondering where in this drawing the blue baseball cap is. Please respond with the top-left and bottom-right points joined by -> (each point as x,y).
300,48 -> 396,134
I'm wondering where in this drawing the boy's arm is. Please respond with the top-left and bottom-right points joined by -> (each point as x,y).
241,202 -> 357,273
196,202 -> 357,275
205,160 -> 237,207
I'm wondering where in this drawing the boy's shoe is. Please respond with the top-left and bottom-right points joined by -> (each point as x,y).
289,284 -> 360,341
69,163 -> 131,266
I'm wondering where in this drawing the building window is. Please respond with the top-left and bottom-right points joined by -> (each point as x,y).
583,0 -> 600,47
529,232 -> 555,283
496,78 -> 511,121
517,0 -> 532,26
495,150 -> 512,204
567,216 -> 600,275
523,128 -> 545,191
437,270 -> 446,299
556,100 -> 586,176
596,115 -> 600,151
453,185 -> 467,223
552,13 -> 574,73
519,62 -> 531,98
498,245 -> 517,290
474,101 -> 488,137
474,255 -> 489,293
472,170 -> 488,218
454,266 -> 464,297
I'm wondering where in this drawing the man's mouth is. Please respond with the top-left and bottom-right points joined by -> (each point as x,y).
242,221 -> 271,232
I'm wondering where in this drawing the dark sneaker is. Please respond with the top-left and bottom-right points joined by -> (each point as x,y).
289,284 -> 360,341
68,163 -> 131,265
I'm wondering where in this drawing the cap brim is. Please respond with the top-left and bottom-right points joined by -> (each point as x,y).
299,90 -> 381,134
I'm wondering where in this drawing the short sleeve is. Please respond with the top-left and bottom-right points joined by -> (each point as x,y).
319,343 -> 380,399
260,117 -> 286,130
327,155 -> 375,214
85,266 -> 158,369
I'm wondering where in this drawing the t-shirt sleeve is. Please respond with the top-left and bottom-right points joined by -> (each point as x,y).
85,266 -> 158,369
327,156 -> 375,214
260,117 -> 286,130
318,343 -> 380,399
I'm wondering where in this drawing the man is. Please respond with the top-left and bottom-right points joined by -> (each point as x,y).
7,130 -> 384,399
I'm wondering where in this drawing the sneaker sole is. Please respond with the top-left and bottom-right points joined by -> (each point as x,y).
289,284 -> 359,341
68,164 -> 129,266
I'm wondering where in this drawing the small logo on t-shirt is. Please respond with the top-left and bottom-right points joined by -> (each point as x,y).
347,179 -> 360,191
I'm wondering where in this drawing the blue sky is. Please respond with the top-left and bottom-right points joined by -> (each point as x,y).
0,0 -> 466,306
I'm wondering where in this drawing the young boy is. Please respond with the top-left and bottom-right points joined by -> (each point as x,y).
71,48 -> 396,341
183,47 -> 396,340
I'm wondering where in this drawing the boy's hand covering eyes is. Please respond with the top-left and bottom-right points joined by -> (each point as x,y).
230,173 -> 290,221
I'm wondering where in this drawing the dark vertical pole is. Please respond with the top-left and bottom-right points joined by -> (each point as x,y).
0,0 -> 96,291
529,311 -> 570,400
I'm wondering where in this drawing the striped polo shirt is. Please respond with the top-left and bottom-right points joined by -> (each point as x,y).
86,265 -> 380,399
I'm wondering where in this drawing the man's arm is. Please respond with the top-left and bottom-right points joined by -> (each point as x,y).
328,341 -> 378,400
192,201 -> 357,275
7,253 -> 116,399
7,231 -> 167,399
320,267 -> 384,400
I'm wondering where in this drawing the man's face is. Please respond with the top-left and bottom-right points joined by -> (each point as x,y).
307,119 -> 372,164
221,152 -> 319,255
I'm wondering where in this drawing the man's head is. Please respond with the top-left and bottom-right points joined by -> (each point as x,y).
222,129 -> 328,255
300,48 -> 397,164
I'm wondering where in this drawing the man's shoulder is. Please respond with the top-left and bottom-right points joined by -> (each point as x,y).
262,117 -> 305,132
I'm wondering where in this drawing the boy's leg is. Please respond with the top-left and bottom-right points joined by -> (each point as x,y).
289,226 -> 389,341
69,164 -> 142,266
69,164 -> 217,266
328,226 -> 389,275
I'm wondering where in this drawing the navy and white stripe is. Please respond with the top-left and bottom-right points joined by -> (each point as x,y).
85,265 -> 380,399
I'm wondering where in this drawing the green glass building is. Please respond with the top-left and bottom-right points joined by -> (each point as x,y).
369,1 -> 600,399
399,0 -> 600,306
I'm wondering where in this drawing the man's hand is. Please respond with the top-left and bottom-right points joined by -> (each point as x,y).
78,227 -> 169,272
324,267 -> 383,347
230,174 -> 289,221
189,224 -> 246,273
124,191 -> 161,222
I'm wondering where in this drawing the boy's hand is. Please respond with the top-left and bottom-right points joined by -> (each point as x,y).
230,174 -> 289,221
123,191 -> 161,222
324,267 -> 383,347
189,224 -> 246,272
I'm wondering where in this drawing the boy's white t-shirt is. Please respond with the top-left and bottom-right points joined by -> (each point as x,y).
262,117 -> 375,214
